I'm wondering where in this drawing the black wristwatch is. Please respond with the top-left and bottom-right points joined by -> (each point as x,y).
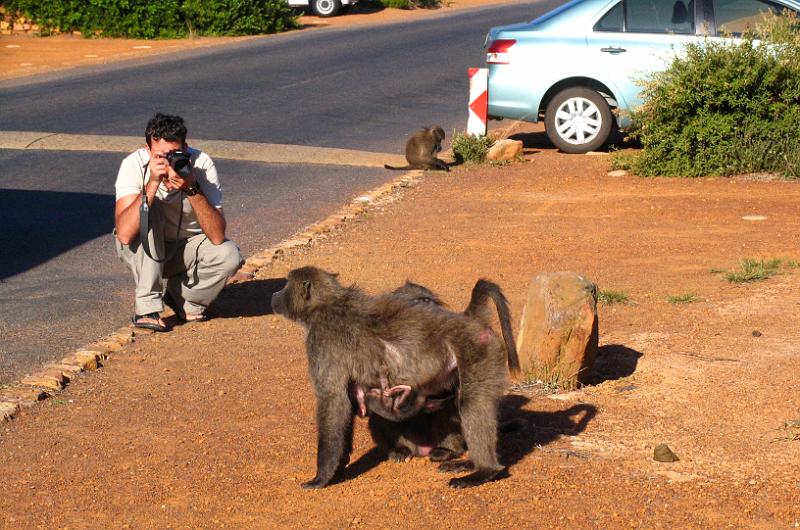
185,184 -> 202,197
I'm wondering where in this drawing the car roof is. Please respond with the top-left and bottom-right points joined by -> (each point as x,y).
530,0 -> 800,29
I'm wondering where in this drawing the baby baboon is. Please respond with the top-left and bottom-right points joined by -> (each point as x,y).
366,280 -> 519,463
384,126 -> 450,172
271,266 -> 511,488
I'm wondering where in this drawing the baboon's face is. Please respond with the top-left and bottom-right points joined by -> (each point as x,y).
431,126 -> 446,147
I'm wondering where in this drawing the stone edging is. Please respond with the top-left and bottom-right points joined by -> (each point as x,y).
0,169 -> 425,424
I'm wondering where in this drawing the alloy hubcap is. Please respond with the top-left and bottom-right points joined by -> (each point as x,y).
555,97 -> 602,145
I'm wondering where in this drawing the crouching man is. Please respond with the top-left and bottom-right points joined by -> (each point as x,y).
114,113 -> 243,331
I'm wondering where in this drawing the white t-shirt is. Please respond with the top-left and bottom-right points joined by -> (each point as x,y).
115,147 -> 223,241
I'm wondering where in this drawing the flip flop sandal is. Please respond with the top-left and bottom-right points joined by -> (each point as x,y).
132,312 -> 167,332
184,313 -> 209,323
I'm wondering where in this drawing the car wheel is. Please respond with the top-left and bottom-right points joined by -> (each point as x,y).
544,87 -> 613,154
313,0 -> 342,16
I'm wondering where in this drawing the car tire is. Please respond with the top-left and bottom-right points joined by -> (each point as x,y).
544,87 -> 613,154
313,0 -> 342,16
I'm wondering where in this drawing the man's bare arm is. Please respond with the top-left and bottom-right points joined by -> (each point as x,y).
187,194 -> 226,245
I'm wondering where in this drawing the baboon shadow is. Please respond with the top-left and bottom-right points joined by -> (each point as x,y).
341,445 -> 385,483
587,344 -> 642,385
499,395 -> 596,467
207,277 -> 287,319
342,397 -> 597,483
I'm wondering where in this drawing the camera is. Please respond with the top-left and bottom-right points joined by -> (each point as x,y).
166,150 -> 192,178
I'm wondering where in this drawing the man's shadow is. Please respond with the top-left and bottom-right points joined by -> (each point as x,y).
208,277 -> 287,318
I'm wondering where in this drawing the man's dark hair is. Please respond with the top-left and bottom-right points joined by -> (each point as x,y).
145,113 -> 187,147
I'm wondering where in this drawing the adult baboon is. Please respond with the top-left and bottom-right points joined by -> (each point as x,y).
365,280 -> 519,463
271,267 -> 512,488
384,126 -> 449,172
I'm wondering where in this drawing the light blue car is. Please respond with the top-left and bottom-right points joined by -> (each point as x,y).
485,0 -> 800,153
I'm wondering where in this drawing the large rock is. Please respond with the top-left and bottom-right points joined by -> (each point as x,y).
486,139 -> 523,162
516,272 -> 598,388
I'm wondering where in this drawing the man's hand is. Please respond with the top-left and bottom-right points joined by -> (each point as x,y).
149,152 -> 196,192
163,163 -> 197,192
148,151 -> 170,184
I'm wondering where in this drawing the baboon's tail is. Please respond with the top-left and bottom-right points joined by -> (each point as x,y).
465,280 -> 521,376
384,164 -> 413,170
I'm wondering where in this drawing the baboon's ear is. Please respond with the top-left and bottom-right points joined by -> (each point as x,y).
302,280 -> 312,301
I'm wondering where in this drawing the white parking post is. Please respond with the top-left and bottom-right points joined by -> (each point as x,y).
467,67 -> 488,137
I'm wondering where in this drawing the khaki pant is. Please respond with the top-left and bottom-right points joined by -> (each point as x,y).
115,200 -> 243,316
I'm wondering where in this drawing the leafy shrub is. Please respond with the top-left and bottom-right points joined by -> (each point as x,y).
451,132 -> 494,163
376,0 -> 441,8
3,0 -> 299,37
378,0 -> 412,8
183,0 -> 297,35
621,11 -> 800,178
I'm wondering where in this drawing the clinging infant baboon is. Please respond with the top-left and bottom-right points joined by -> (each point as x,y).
365,280 -> 520,464
384,126 -> 449,172
271,267 -> 514,488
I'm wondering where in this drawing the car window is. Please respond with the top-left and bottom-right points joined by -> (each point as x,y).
713,0 -> 782,35
596,1 -> 624,31
594,0 -> 696,34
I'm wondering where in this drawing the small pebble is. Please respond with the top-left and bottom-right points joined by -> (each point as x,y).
752,330 -> 762,337
653,444 -> 679,462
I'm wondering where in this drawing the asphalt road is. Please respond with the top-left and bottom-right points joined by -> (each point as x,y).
0,0 -> 562,383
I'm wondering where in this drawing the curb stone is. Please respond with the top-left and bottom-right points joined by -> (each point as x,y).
1,168 -> 426,423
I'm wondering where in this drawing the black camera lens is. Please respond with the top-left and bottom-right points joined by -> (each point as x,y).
166,150 -> 192,178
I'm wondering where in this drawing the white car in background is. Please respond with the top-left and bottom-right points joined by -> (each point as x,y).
288,0 -> 359,16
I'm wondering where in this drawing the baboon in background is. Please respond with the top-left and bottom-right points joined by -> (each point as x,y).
366,280 -> 520,463
384,126 -> 450,172
271,267 -> 513,488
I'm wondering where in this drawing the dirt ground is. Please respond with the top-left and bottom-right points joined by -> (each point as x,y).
2,3 -> 800,529
1,134 -> 800,527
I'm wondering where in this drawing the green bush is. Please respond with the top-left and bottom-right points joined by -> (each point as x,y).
376,0 -> 441,8
3,0 -> 299,37
451,132 -> 494,163
378,0 -> 412,8
622,10 -> 800,178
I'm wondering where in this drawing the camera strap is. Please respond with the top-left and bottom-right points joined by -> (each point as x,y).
139,160 -> 182,264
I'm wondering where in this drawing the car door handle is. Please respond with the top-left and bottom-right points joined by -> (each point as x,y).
600,46 -> 627,54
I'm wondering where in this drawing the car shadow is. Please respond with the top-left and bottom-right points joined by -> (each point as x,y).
508,130 -> 553,150
509,127 -> 637,153
296,0 -> 387,28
